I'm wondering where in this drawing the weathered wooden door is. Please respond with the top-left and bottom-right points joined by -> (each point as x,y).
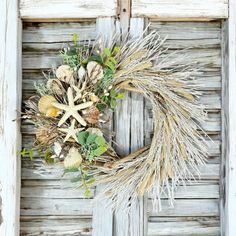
1,0 -> 236,236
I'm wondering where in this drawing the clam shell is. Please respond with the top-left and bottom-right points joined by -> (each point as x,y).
64,147 -> 82,169
82,106 -> 100,124
56,65 -> 75,85
87,61 -> 103,84
38,95 -> 60,117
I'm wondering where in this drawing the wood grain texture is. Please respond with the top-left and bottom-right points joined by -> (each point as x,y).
20,0 -> 117,20
224,0 -> 236,235
0,0 -> 21,235
148,218 -> 220,236
92,18 -> 115,236
146,20 -> 222,236
132,0 -> 228,19
21,20 -> 223,235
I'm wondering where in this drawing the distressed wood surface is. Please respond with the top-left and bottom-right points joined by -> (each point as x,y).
132,0 -> 228,20
20,0 -> 117,20
0,0 -> 21,235
92,18 -> 114,236
144,20 -> 222,236
21,21 -> 222,235
224,0 -> 236,235
148,217 -> 220,236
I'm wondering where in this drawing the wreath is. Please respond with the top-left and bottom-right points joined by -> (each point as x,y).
21,30 -> 208,212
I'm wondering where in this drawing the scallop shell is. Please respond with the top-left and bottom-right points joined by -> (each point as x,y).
38,95 -> 60,117
64,147 -> 82,169
87,61 -> 103,84
82,106 -> 100,124
56,65 -> 75,85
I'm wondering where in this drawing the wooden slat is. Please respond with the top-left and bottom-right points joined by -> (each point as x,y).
21,198 -> 93,216
224,0 -> 236,235
129,18 -> 146,236
148,199 -> 219,217
23,21 -> 97,43
20,162 -> 220,180
20,216 -> 92,235
148,218 -> 220,236
0,0 -> 21,235
20,0 -> 117,20
92,18 -> 114,236
132,0 -> 228,19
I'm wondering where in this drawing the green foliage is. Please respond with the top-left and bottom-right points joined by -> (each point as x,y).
60,33 -> 89,70
34,82 -> 52,96
18,148 -> 34,159
97,89 -> 125,111
76,131 -> 108,162
67,166 -> 95,198
103,47 -> 118,72
44,149 -> 54,164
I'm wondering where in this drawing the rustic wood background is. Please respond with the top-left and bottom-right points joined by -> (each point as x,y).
21,19 -> 222,235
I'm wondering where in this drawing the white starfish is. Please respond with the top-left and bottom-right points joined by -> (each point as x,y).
52,87 -> 93,126
58,119 -> 84,143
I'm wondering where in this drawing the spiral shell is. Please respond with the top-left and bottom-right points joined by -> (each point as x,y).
64,147 -> 83,169
38,95 -> 60,117
82,106 -> 100,124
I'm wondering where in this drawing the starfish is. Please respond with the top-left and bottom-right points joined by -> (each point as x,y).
52,87 -> 93,127
58,119 -> 84,143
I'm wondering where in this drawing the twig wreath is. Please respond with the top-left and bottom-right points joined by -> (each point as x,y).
21,29 -> 208,212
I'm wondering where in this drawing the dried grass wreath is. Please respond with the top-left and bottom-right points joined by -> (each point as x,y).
21,29 -> 208,213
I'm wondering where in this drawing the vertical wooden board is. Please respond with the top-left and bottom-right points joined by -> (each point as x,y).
0,0 -> 21,235
225,0 -> 236,235
129,18 -> 146,236
221,20 -> 227,236
92,18 -> 115,236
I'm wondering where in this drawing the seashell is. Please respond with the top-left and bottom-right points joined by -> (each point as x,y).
53,142 -> 62,157
64,147 -> 83,169
38,95 -> 60,117
56,65 -> 75,85
46,107 -> 61,117
86,128 -> 103,137
87,61 -> 103,84
78,66 -> 86,80
82,106 -> 100,124
90,94 -> 99,102
47,79 -> 64,95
